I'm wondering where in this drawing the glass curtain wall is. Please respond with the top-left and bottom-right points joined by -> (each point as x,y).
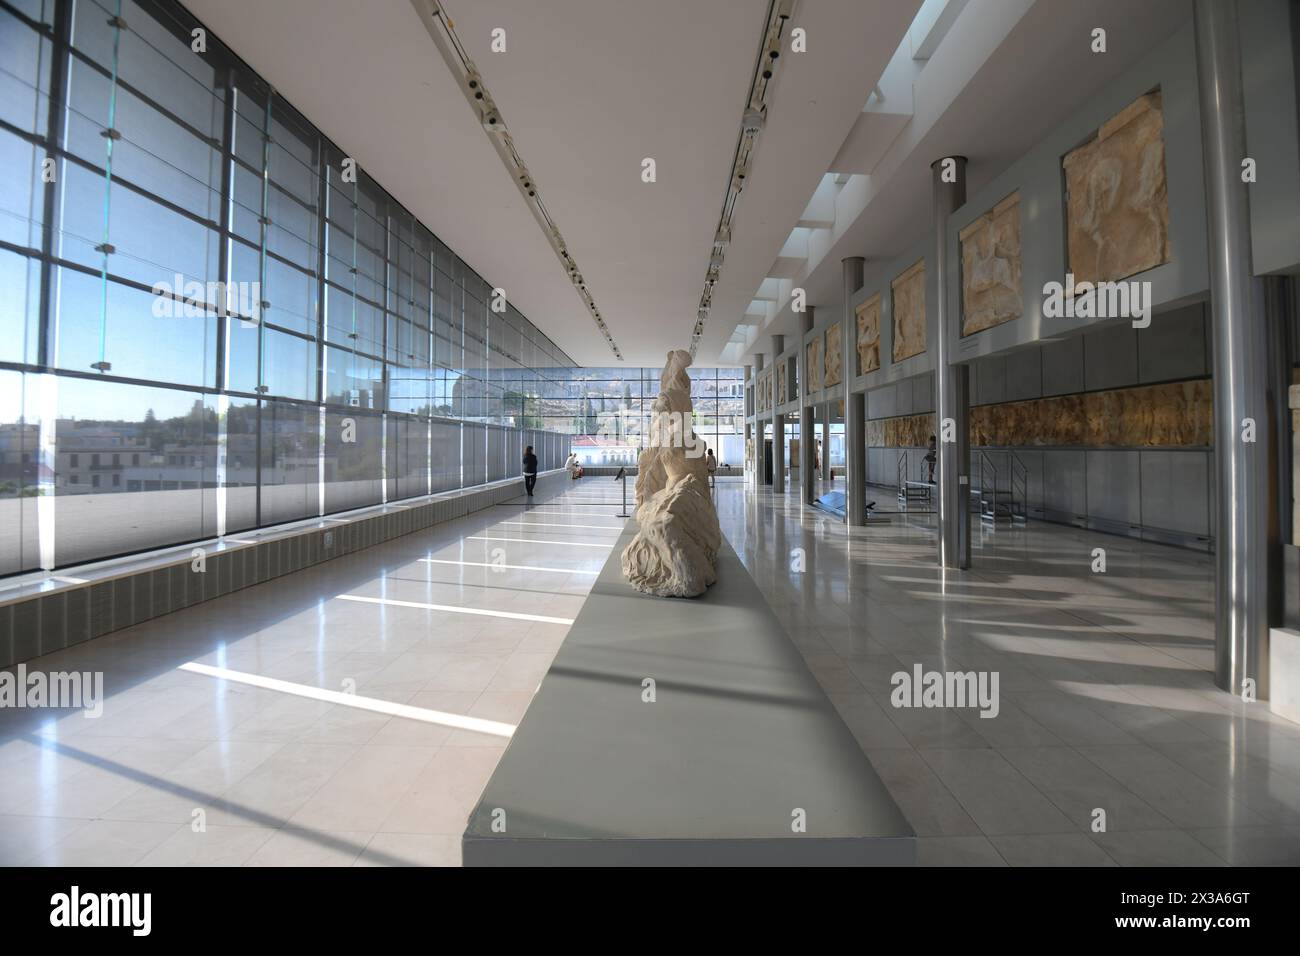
0,0 -> 574,576
552,368 -> 745,469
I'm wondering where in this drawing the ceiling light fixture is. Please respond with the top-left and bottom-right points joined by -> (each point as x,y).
689,0 -> 798,360
410,0 -> 623,361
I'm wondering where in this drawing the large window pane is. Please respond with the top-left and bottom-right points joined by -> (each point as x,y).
323,407 -> 381,512
0,0 -> 574,578
52,376 -> 216,566
260,399 -> 320,525
54,267 -> 217,388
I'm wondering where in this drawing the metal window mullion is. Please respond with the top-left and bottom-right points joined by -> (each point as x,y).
92,0 -> 126,373
215,65 -> 236,392
381,203 -> 391,502
36,0 -> 72,370
315,139 -> 328,406
255,91 -> 272,396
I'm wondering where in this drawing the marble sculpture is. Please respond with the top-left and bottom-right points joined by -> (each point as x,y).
622,350 -> 721,598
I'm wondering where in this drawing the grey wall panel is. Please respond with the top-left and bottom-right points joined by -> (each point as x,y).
1140,450 -> 1210,535
431,420 -> 459,492
1040,337 -> 1085,397
1242,0 -> 1300,276
507,429 -> 522,480
1085,450 -> 1141,525
896,380 -> 914,416
1004,349 -> 1042,402
975,355 -> 1006,406
463,423 -> 485,488
1041,450 -> 1088,517
1083,325 -> 1139,391
868,385 -> 897,420
869,447 -> 885,485
487,427 -> 507,483
912,373 -> 934,414
1137,303 -> 1208,384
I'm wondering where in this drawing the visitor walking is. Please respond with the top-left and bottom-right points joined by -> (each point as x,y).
705,447 -> 717,490
522,445 -> 538,497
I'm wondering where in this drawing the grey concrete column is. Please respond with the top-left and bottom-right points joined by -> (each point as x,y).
800,307 -> 817,505
754,353 -> 767,487
932,155 -> 970,570
773,410 -> 786,494
821,407 -> 831,484
771,334 -> 786,494
744,364 -> 753,481
1194,0 -> 1271,697
842,258 -> 866,525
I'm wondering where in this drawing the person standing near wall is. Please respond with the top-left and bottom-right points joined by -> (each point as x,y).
706,447 -> 717,490
565,451 -> 583,480
523,445 -> 538,497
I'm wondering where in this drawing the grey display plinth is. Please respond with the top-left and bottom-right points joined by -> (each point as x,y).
462,522 -> 915,866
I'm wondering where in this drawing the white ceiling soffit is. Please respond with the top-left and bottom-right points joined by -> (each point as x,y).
736,0 -> 1193,363
691,0 -> 925,363
185,0 -> 910,366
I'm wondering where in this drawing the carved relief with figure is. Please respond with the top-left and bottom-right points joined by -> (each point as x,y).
1062,91 -> 1171,284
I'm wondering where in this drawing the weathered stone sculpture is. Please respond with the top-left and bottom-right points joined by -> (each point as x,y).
1062,91 -> 1171,283
806,337 -> 823,393
891,259 -> 926,361
960,192 -> 1023,336
856,293 -> 881,374
623,350 -> 721,598
824,323 -> 843,387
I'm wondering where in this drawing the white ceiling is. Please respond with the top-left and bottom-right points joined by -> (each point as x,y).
181,0 -> 918,366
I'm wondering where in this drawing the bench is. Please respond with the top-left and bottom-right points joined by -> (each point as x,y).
462,522 -> 915,866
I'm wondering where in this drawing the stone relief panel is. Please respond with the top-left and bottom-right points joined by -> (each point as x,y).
891,259 -> 926,362
856,293 -> 881,375
968,379 -> 1212,447
866,381 -> 1212,448
866,413 -> 936,448
960,192 -> 1023,336
777,360 -> 788,406
1062,90 -> 1171,284
824,323 -> 843,388
806,336 -> 823,394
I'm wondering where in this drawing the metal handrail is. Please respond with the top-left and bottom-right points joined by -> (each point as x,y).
1010,451 -> 1029,520
979,451 -> 997,508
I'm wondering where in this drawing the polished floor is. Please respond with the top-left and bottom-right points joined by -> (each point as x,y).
2,474 -> 1298,865
0,479 -> 622,866
735,477 -> 1300,866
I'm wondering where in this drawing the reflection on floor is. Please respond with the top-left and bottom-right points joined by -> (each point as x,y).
3,475 -> 1298,866
0,479 -> 623,866
729,480 -> 1300,866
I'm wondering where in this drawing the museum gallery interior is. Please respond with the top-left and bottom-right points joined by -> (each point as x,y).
2,0 -> 1300,879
